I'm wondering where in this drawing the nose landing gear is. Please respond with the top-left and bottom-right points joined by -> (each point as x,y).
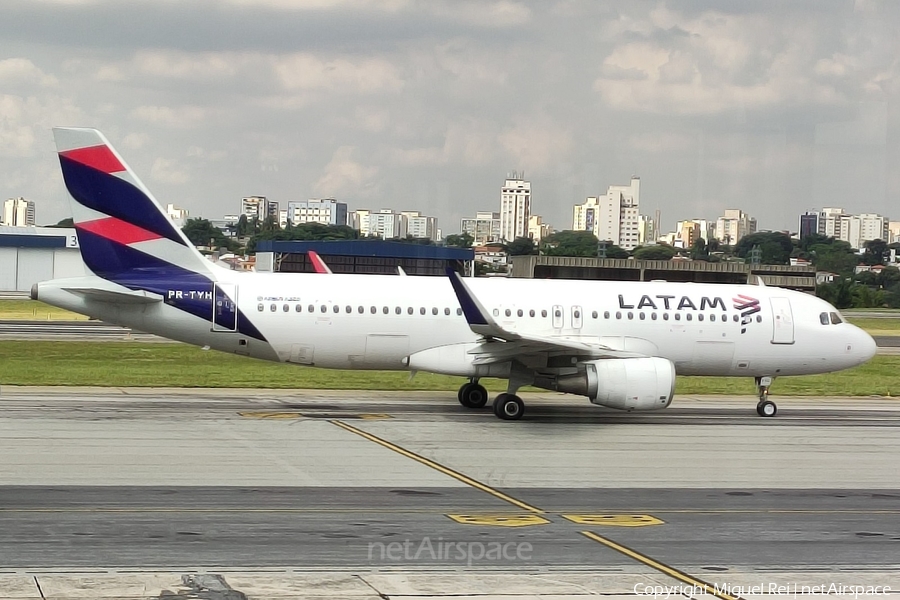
457,379 -> 488,409
755,376 -> 777,417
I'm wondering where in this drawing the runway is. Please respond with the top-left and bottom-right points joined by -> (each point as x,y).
1,388 -> 898,597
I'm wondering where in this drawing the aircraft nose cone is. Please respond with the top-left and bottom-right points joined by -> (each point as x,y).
849,326 -> 877,365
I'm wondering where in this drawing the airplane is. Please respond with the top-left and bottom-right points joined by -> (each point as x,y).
33,127 -> 877,421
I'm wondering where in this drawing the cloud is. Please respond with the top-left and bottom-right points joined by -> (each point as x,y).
273,53 -> 404,94
150,157 -> 190,185
131,105 -> 207,128
0,58 -> 57,87
313,146 -> 378,197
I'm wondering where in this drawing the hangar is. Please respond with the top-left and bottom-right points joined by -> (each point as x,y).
0,226 -> 85,293
255,240 -> 474,276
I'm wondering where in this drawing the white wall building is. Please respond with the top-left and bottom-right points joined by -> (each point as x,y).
401,211 -> 438,241
286,198 -> 348,227
840,213 -> 889,250
527,215 -> 553,243
714,209 -> 757,245
889,221 -> 900,244
572,177 -> 641,250
350,209 -> 372,236
638,214 -> 655,246
367,209 -> 407,239
241,196 -> 279,223
2,197 -> 35,227
499,174 -> 531,241
165,204 -> 189,229
819,207 -> 847,238
461,211 -> 501,245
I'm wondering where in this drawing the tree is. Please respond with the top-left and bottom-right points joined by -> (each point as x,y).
506,237 -> 536,256
734,232 -> 793,265
444,233 -> 474,248
633,244 -> 677,261
862,239 -> 888,266
809,240 -> 858,277
541,230 -> 601,257
49,217 -> 75,228
182,218 -> 234,250
690,237 -> 708,260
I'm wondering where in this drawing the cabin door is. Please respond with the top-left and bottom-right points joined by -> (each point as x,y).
770,297 -> 794,344
212,283 -> 238,332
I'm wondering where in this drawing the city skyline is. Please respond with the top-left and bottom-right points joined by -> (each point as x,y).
1,2 -> 898,235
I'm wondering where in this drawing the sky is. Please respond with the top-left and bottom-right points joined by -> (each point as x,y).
1,0 -> 898,235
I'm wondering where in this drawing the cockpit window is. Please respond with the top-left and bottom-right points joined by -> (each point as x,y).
830,312 -> 843,324
819,312 -> 830,325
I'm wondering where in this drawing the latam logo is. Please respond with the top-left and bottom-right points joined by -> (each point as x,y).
733,294 -> 761,334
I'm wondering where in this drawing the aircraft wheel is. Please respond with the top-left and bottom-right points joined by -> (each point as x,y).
459,383 -> 488,409
756,399 -> 777,417
493,393 -> 525,421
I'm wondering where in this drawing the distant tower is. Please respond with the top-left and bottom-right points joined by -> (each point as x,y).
499,172 -> 531,242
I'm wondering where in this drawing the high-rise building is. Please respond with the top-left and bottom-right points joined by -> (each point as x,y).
365,209 -> 407,239
572,177 -> 641,250
2,197 -> 35,227
461,211 -> 501,245
714,209 -> 757,245
638,214 -> 655,246
799,211 -> 819,239
818,207 -> 847,238
165,204 -> 189,229
841,213 -> 890,250
240,196 -> 278,223
401,211 -> 438,241
350,209 -> 372,236
286,198 -> 348,227
499,173 -> 531,242
527,215 -> 553,243
889,221 -> 900,244
676,220 -> 701,249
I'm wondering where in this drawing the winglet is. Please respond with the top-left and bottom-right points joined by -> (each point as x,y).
445,268 -> 516,340
308,251 -> 333,274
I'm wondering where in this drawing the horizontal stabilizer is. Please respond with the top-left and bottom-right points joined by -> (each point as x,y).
63,287 -> 163,304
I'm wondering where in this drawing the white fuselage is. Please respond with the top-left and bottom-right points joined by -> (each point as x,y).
38,269 -> 876,379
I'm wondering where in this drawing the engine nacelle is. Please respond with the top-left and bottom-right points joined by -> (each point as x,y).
540,357 -> 675,411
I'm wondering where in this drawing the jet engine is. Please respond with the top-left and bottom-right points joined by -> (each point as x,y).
538,357 -> 676,411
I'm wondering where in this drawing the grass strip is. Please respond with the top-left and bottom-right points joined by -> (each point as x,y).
0,341 -> 897,396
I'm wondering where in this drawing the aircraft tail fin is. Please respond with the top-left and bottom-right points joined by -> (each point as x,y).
52,127 -> 214,280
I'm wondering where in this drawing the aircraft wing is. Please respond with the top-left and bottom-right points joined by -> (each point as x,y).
445,269 -> 644,363
62,286 -> 163,304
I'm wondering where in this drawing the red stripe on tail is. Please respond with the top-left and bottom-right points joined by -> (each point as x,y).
77,217 -> 163,245
60,145 -> 125,174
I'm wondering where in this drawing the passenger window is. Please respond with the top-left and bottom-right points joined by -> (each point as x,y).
257,303 -> 264,312
333,305 -> 339,313
358,306 -> 364,313
674,313 -> 681,321
505,309 -> 512,317
395,307 -> 401,314
321,305 -> 327,313
709,314 -> 715,322
456,308 -> 462,316
639,313 -> 645,320
420,307 -> 426,315
732,314 -> 739,322
492,308 -> 499,316
820,312 -> 830,325
627,312 -> 633,320
574,309 -> 581,319
663,313 -> 669,321
541,310 -> 548,318
529,309 -> 535,317
295,304 -> 302,312
517,309 -> 523,317
432,307 -> 438,315
651,313 -> 657,320
686,314 -> 692,321
345,306 -> 352,313
756,315 -> 762,323
830,312 -> 842,324
270,304 -> 276,312
383,306 -> 389,314
604,311 -> 610,319
308,304 -> 314,312
370,306 -> 376,314
407,307 -> 413,315
616,311 -> 621,319
698,314 -> 704,322
444,308 -> 451,315
283,304 -> 289,312
592,311 -> 598,319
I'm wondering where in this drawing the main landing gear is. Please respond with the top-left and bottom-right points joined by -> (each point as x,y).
458,379 -> 488,409
756,376 -> 776,417
492,393 -> 525,421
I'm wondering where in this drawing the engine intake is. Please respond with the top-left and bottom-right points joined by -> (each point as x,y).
539,357 -> 675,411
